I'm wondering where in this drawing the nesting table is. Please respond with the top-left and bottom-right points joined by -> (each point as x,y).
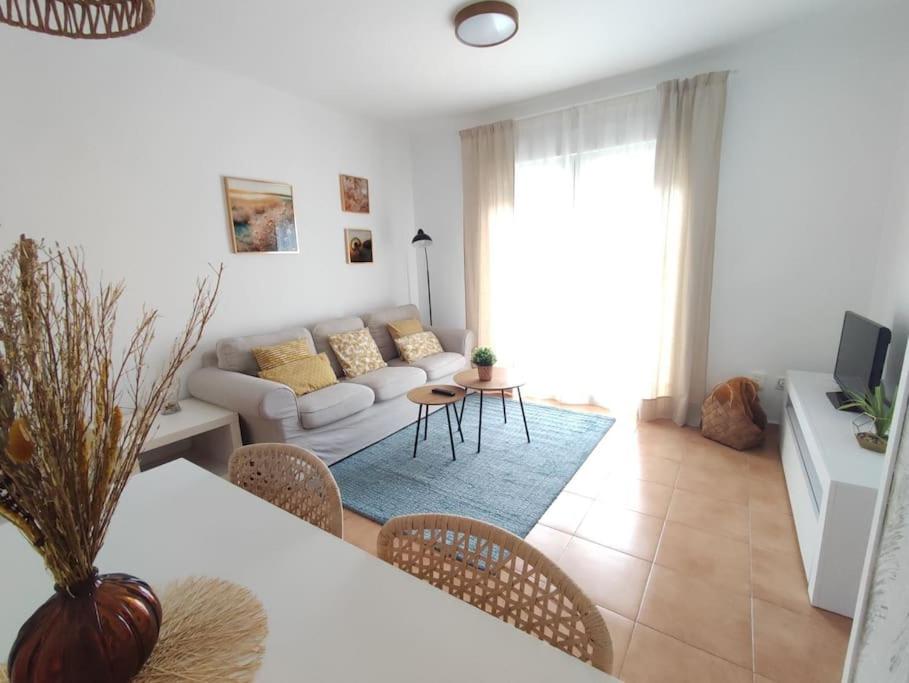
454,368 -> 530,453
406,385 -> 466,461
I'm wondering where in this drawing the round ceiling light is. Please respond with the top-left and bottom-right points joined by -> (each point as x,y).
454,1 -> 518,48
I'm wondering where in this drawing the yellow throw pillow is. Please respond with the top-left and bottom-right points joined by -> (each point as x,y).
252,338 -> 311,372
387,318 -> 424,340
259,353 -> 337,396
395,331 -> 444,363
328,328 -> 387,378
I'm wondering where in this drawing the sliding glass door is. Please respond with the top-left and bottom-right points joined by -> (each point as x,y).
489,91 -> 666,414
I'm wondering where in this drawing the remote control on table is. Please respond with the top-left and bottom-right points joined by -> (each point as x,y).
431,388 -> 457,397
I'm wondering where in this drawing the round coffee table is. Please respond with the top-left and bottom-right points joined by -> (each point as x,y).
454,368 -> 530,453
406,385 -> 466,461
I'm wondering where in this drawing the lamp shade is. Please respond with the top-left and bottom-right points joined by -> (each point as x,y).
0,0 -> 155,38
411,229 -> 433,248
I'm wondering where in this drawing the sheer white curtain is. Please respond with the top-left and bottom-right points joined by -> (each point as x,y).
464,73 -> 728,423
489,90 -> 661,416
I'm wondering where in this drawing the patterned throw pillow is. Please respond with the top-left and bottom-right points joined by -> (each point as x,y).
328,328 -> 387,378
395,331 -> 444,363
386,318 -> 423,340
252,338 -> 311,372
258,353 -> 337,396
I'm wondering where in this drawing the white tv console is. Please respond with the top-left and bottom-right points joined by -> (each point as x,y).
780,371 -> 884,617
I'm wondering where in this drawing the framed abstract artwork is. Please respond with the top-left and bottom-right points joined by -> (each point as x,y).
223,176 -> 299,253
345,228 -> 373,264
339,174 -> 369,213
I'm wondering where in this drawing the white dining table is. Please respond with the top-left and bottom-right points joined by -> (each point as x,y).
0,459 -> 617,682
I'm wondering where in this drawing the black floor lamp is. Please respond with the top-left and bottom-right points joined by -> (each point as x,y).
411,228 -> 433,325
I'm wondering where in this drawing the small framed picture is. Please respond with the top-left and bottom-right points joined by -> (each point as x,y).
339,174 -> 369,213
345,228 -> 374,264
223,176 -> 299,254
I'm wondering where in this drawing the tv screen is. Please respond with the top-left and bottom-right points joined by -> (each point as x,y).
834,311 -> 891,398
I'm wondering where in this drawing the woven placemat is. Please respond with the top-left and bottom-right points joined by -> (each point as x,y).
2,576 -> 268,683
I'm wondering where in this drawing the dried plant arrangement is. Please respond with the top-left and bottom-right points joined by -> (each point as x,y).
0,235 -> 222,681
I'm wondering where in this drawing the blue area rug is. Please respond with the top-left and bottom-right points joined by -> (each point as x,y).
330,395 -> 615,538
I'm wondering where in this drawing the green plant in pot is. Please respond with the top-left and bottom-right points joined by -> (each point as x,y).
471,347 -> 497,381
839,385 -> 894,454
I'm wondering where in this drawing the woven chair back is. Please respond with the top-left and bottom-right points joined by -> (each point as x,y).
229,443 -> 343,538
377,513 -> 613,673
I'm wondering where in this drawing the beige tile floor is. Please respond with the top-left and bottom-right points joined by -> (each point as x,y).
341,403 -> 853,683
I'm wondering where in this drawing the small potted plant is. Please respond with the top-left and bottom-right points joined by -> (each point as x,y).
471,346 -> 496,381
840,385 -> 894,454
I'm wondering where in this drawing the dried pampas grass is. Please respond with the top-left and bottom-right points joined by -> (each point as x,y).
2,576 -> 268,682
0,236 -> 221,587
136,577 -> 268,682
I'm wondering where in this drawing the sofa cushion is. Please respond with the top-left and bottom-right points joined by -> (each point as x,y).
390,352 -> 466,381
217,327 -> 315,375
252,338 -> 312,372
347,366 -> 426,402
395,331 -> 444,363
363,304 -> 422,362
387,318 -> 423,340
296,382 -> 374,429
328,328 -> 388,378
259,353 -> 338,396
311,316 -> 365,376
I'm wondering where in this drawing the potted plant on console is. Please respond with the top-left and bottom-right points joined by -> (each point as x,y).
472,347 -> 496,381
840,385 -> 895,454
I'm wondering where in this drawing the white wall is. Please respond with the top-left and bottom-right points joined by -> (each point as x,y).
409,1 -> 909,419
0,30 -> 417,384
869,75 -> 909,397
4,4 -> 906,418
411,129 -> 466,328
708,3 -> 908,419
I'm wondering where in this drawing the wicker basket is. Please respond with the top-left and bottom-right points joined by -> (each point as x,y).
700,377 -> 767,450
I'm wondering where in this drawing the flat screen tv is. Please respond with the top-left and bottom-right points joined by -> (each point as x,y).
827,311 -> 891,410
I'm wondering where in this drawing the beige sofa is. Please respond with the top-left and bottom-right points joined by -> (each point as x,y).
187,304 -> 474,464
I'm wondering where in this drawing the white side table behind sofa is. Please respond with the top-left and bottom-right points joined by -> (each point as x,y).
140,398 -> 241,478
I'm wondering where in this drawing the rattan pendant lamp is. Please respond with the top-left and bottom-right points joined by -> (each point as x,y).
0,0 -> 155,39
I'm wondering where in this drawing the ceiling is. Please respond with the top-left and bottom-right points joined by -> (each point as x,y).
139,0 -> 856,121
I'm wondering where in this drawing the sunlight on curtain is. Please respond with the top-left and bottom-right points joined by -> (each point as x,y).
490,90 -> 663,417
461,121 -> 514,347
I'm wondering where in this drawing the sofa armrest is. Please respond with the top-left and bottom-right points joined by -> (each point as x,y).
187,367 -> 296,421
428,327 -> 475,358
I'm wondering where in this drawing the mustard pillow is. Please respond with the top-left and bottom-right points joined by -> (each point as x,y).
252,338 -> 311,372
395,331 -> 444,363
328,328 -> 387,378
387,318 -> 423,340
258,353 -> 337,396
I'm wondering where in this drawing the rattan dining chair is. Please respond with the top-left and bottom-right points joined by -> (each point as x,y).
377,513 -> 613,674
229,443 -> 343,538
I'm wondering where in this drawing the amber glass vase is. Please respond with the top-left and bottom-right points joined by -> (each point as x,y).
7,571 -> 162,683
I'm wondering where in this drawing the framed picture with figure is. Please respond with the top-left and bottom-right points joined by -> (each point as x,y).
345,228 -> 373,264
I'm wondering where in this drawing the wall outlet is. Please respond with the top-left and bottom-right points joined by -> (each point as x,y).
776,377 -> 786,391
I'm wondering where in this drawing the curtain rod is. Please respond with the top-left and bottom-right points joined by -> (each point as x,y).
510,69 -> 737,123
